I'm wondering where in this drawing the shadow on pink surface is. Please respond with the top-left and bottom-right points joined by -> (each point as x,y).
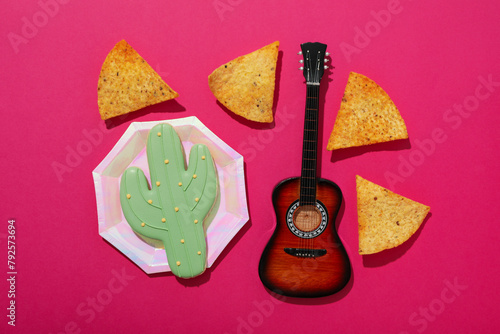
329,137 -> 412,163
103,99 -> 186,130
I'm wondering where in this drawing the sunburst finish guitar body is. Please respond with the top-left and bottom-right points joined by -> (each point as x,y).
258,43 -> 351,298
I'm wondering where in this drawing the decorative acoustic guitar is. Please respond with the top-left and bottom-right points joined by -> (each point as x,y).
258,42 -> 351,298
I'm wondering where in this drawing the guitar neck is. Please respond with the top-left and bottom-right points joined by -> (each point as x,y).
297,42 -> 328,207
300,84 -> 320,206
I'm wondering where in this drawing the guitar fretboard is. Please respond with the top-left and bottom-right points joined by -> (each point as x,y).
299,84 -> 320,206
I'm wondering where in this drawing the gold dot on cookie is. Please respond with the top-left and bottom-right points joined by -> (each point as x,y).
176,261 -> 181,266
161,218 -> 166,223
193,174 -> 197,179
126,194 -> 131,199
180,239 -> 185,244
178,182 -> 182,186
156,181 -> 161,186
148,199 -> 153,204
157,132 -> 161,137
141,222 -> 145,227
197,251 -> 202,255
164,159 -> 169,164
195,197 -> 199,202
175,207 -> 179,212
201,156 -> 206,160
194,219 -> 199,224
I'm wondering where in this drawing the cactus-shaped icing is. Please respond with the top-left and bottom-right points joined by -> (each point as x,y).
120,123 -> 217,278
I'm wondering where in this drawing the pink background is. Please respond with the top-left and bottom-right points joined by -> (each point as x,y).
1,0 -> 500,333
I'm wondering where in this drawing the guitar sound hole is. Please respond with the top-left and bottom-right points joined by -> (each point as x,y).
293,205 -> 322,232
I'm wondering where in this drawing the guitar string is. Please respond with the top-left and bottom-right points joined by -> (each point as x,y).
309,53 -> 318,257
304,51 -> 310,257
311,76 -> 318,257
310,70 -> 318,257
300,50 -> 308,255
315,54 -> 321,256
300,50 -> 312,255
301,51 -> 309,255
308,52 -> 321,257
308,52 -> 317,256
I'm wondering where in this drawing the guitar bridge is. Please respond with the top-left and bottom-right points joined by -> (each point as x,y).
284,248 -> 327,258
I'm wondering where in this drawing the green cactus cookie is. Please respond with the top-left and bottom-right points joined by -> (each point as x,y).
120,123 -> 217,278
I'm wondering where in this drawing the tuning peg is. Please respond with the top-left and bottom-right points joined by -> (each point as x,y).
325,52 -> 330,56
299,59 -> 304,63
297,51 -> 303,55
324,65 -> 329,70
299,66 -> 304,71
324,58 -> 329,63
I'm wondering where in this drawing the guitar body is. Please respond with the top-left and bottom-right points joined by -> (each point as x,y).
259,177 -> 351,298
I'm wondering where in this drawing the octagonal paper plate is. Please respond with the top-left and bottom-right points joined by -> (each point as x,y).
93,116 -> 248,274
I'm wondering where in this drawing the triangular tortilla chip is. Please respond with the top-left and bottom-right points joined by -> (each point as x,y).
208,41 -> 279,123
327,72 -> 408,150
97,40 -> 178,120
356,175 -> 430,255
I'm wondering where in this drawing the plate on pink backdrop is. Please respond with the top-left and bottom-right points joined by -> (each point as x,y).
93,116 -> 248,274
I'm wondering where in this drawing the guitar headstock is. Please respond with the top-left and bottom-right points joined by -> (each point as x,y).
299,42 -> 329,85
